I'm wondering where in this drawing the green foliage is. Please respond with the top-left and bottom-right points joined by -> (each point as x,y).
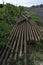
31,4 -> 43,8
40,4 -> 43,8
29,12 -> 43,26
0,3 -> 24,25
0,21 -> 12,45
29,51 -> 43,65
0,3 -> 25,45
28,42 -> 43,65
19,6 -> 25,14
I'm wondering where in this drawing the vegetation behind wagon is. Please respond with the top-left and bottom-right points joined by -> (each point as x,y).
0,3 -> 25,45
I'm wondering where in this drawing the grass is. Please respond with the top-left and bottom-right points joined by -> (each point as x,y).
29,51 -> 43,65
28,42 -> 43,65
29,11 -> 43,27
